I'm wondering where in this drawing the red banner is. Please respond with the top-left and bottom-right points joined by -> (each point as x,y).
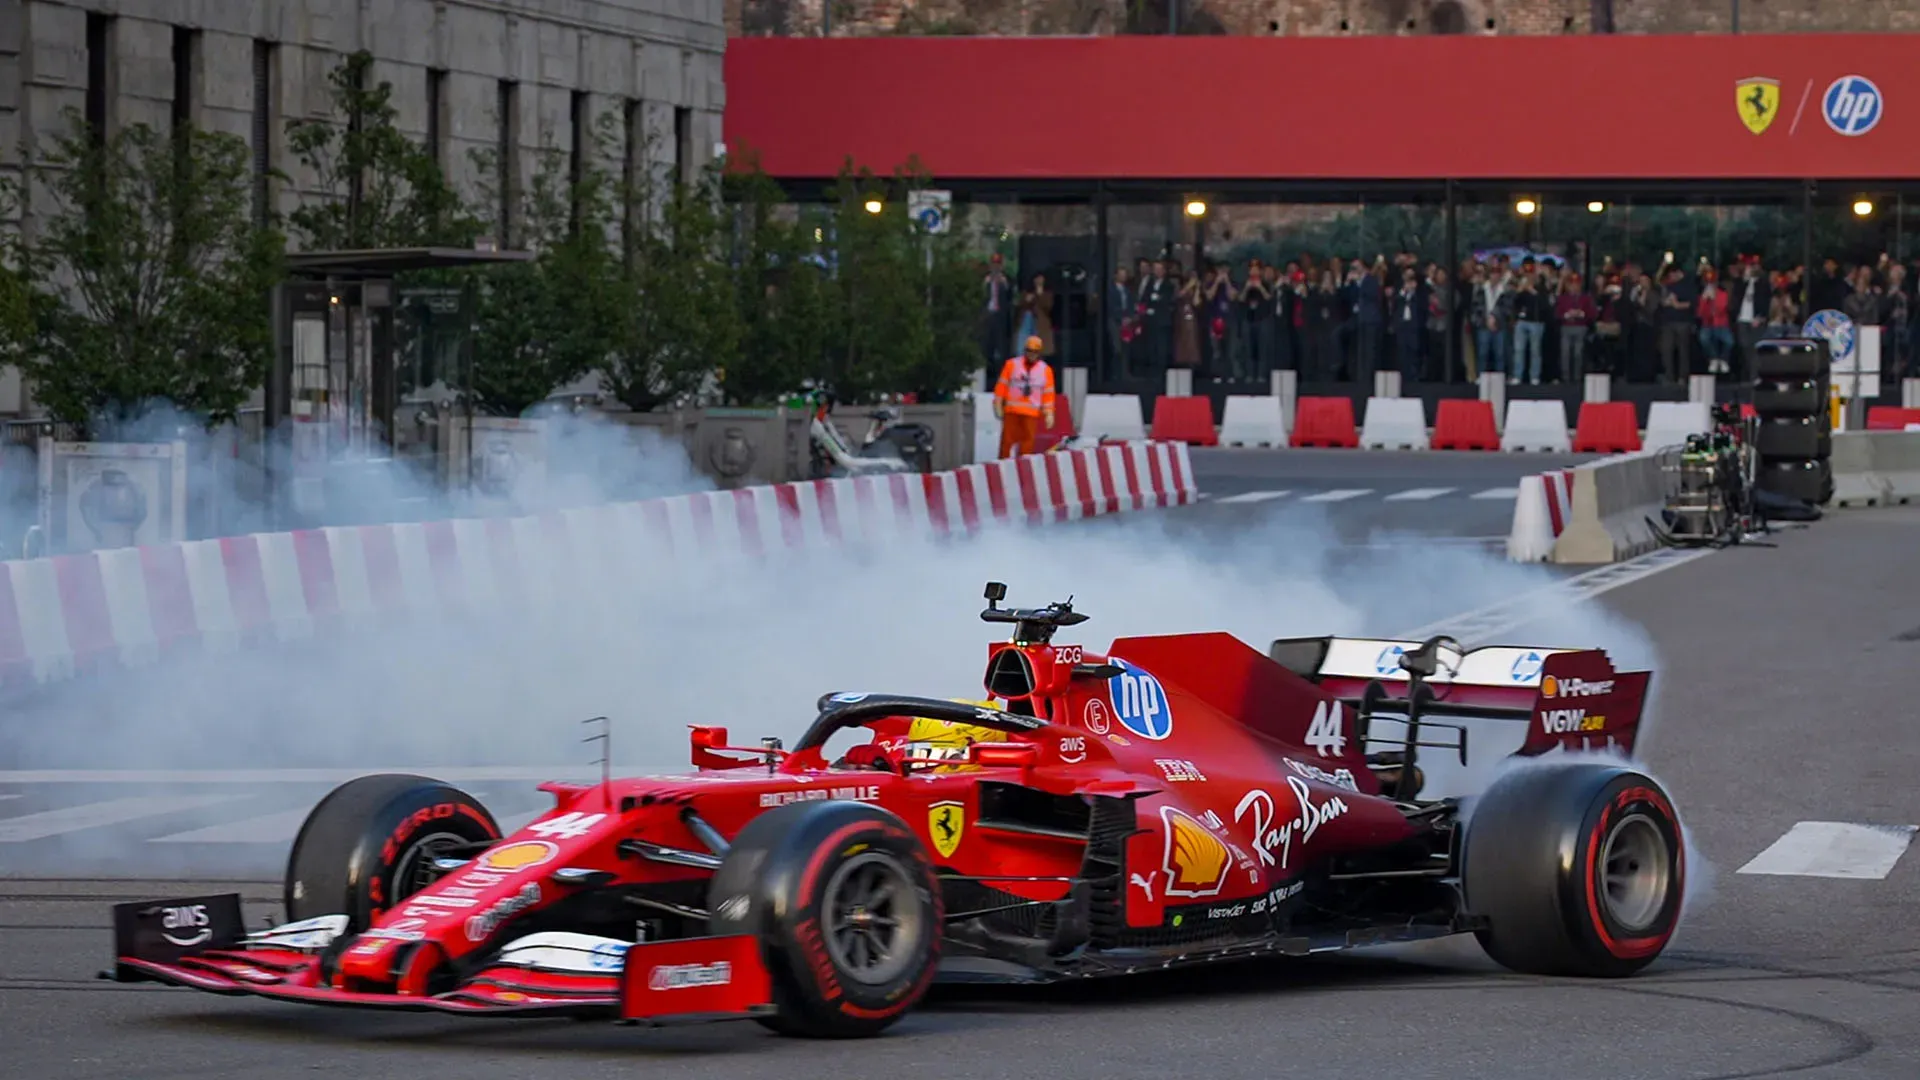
724,35 -> 1913,181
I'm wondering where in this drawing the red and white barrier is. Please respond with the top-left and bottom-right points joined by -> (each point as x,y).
1506,468 -> 1574,562
0,442 -> 1197,690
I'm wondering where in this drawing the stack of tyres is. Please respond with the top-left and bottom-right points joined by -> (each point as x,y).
1750,338 -> 1833,505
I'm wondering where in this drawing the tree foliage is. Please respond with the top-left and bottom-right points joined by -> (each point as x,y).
285,50 -> 476,250
601,155 -> 742,412
723,171 -> 839,407
12,115 -> 284,430
464,128 -> 628,416
0,177 -> 30,372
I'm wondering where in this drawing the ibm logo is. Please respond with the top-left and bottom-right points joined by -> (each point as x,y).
1822,76 -> 1883,136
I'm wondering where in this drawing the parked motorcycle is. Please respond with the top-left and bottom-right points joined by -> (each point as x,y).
802,391 -> 936,479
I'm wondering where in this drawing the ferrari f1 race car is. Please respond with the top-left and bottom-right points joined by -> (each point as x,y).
111,583 -> 1683,1038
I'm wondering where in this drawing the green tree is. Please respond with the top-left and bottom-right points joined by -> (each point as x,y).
0,176 -> 30,372
463,133 -> 628,415
822,166 -> 933,403
723,170 -> 838,405
13,115 -> 284,430
285,50 -> 476,250
602,157 -> 742,412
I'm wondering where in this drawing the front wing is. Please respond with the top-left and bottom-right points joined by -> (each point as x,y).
111,893 -> 773,1024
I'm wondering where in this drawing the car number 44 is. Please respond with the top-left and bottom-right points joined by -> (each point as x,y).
1304,701 -> 1346,758
526,812 -> 606,840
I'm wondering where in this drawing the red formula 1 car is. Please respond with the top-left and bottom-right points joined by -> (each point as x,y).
111,583 -> 1684,1037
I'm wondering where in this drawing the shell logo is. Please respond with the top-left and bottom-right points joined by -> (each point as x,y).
476,840 -> 559,873
1541,675 -> 1559,698
1160,806 -> 1230,898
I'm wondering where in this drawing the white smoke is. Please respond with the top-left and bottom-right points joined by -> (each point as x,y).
0,428 -> 1668,886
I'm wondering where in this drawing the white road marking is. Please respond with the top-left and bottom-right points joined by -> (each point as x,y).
1471,487 -> 1521,500
1384,487 -> 1455,501
0,795 -> 249,843
1737,822 -> 1918,879
1300,489 -> 1372,503
0,794 -> 20,801
150,808 -> 314,845
1213,490 -> 1291,505
1397,547 -> 1713,642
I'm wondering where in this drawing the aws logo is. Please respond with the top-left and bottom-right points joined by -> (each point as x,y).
1159,806 -> 1229,898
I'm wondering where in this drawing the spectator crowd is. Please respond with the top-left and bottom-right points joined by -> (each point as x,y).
983,249 -> 1920,387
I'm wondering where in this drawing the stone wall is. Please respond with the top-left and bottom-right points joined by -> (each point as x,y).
3,0 -> 726,237
732,0 -> 1920,38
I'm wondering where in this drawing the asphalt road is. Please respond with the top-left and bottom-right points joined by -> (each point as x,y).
5,506 -> 1918,1078
1183,447 -> 1598,548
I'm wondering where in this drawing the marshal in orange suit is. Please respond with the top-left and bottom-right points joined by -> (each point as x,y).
992,336 -> 1056,458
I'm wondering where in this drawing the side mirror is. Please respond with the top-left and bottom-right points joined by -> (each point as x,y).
984,581 -> 1008,604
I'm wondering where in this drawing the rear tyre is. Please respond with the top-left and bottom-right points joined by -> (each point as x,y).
284,773 -> 499,930
1463,762 -> 1684,977
707,800 -> 941,1038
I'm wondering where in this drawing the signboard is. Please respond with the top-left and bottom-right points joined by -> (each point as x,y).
908,189 -> 952,234
36,440 -> 189,554
1803,310 -> 1880,399
726,36 -> 1919,180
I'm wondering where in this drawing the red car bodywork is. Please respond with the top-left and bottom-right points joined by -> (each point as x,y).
112,624 -> 1649,1023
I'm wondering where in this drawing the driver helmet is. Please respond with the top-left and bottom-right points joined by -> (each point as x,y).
903,706 -> 1009,773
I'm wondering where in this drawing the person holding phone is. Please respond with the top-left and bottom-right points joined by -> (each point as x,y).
1656,265 -> 1697,384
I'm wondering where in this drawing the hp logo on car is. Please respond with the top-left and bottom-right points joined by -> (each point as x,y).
1509,651 -> 1544,682
1374,645 -> 1405,675
1107,658 -> 1173,740
1822,75 -> 1882,136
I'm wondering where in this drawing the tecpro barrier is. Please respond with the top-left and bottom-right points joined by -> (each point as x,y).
0,442 -> 1196,691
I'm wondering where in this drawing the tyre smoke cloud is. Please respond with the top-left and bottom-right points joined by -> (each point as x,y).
0,445 -> 1662,881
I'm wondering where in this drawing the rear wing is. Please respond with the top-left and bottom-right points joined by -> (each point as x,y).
1267,635 -> 1651,759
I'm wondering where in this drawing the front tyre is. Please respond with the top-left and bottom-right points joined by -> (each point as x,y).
284,773 -> 499,930
1463,762 -> 1685,977
707,800 -> 941,1038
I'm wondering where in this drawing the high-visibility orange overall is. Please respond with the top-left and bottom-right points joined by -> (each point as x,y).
993,353 -> 1055,458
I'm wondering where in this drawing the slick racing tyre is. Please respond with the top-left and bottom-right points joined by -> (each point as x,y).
285,773 -> 499,930
708,800 -> 941,1038
1463,762 -> 1685,978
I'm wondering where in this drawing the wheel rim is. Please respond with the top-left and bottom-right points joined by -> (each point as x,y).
394,831 -> 469,900
821,851 -> 922,986
1599,813 -> 1671,932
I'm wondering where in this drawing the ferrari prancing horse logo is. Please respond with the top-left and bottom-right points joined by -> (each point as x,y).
1736,76 -> 1780,135
929,800 -> 965,859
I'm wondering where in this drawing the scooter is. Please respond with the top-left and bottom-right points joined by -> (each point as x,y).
804,392 -> 936,479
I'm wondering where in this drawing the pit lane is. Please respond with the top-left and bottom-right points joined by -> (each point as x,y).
5,506 -> 1919,1077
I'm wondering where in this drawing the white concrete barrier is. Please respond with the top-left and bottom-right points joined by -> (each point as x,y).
1501,400 -> 1572,453
1642,401 -> 1711,452
1551,451 -> 1665,563
1359,397 -> 1429,450
1506,469 -> 1574,562
1081,393 -> 1149,443
1830,430 -> 1920,506
972,391 -> 1001,463
1218,395 -> 1289,447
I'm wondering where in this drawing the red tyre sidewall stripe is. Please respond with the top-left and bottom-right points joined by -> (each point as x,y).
1582,783 -> 1681,959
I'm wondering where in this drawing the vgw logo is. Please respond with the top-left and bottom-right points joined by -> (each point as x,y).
1823,75 -> 1883,136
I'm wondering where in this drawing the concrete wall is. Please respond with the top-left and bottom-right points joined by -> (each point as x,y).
0,0 -> 725,413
